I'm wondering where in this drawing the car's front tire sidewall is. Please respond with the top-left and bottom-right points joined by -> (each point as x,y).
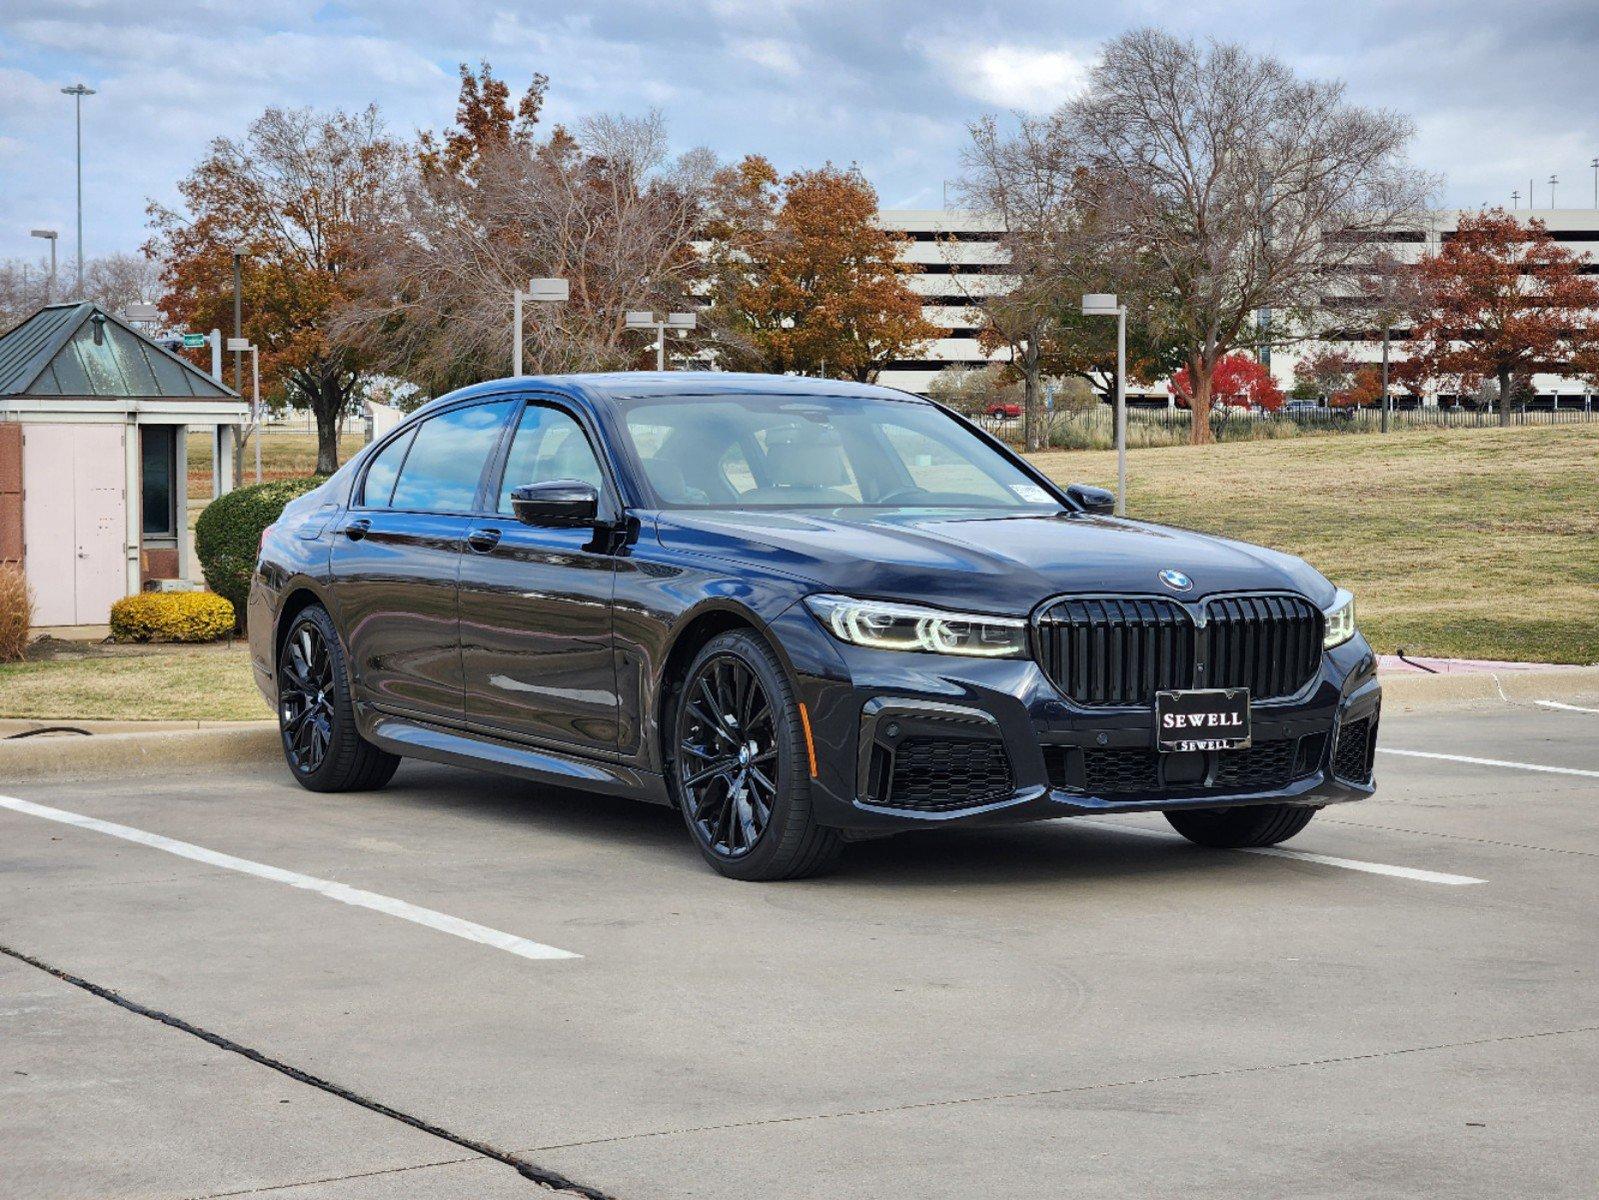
668,630 -> 839,881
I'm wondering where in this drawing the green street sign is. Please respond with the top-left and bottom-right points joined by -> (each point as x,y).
182,332 -> 207,349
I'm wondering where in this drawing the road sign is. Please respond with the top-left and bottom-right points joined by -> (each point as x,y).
182,332 -> 207,349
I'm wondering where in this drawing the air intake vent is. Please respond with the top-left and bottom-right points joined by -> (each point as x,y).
877,736 -> 1014,812
1202,594 -> 1323,701
1036,597 -> 1194,707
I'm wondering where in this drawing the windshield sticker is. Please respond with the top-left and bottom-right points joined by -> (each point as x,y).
1010,483 -> 1054,504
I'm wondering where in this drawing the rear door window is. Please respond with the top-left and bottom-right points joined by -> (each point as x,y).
360,428 -> 414,508
389,401 -> 516,513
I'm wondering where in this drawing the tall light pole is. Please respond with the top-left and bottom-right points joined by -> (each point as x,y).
1511,189 -> 1520,211
231,248 -> 245,399
1082,293 -> 1127,517
1549,174 -> 1559,209
29,229 -> 57,303
512,278 -> 569,375
1591,158 -> 1598,209
60,83 -> 95,297
228,338 -> 263,483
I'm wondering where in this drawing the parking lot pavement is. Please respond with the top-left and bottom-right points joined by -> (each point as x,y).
2,701 -> 1596,1199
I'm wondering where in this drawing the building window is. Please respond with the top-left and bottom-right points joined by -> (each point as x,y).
141,426 -> 176,537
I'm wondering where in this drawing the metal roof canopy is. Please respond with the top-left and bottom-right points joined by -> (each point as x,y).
0,302 -> 238,401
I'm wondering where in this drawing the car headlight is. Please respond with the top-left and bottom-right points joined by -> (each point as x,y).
804,594 -> 1028,658
1323,587 -> 1356,649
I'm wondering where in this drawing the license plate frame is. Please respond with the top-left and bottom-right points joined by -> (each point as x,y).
1155,688 -> 1252,752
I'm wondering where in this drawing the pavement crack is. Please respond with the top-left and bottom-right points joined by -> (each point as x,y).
519,1022 -> 1599,1155
0,943 -> 617,1200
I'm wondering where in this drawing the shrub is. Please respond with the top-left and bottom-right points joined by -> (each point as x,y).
110,591 -> 236,643
0,563 -> 32,662
195,477 -> 324,626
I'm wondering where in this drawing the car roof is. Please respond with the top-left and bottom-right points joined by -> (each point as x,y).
411,371 -> 928,417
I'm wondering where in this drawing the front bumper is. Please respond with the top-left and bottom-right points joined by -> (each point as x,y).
770,606 -> 1380,834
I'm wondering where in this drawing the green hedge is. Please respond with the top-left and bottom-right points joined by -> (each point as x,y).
195,477 -> 325,627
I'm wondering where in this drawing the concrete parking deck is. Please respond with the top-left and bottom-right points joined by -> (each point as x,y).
2,700 -> 1596,1198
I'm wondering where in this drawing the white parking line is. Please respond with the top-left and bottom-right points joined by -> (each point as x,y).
1079,819 -> 1485,886
0,794 -> 580,962
1237,846 -> 1483,885
1378,748 -> 1599,779
1536,700 -> 1599,715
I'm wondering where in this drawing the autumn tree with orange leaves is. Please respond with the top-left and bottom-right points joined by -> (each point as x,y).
704,159 -> 936,381
1406,209 -> 1599,424
148,106 -> 405,474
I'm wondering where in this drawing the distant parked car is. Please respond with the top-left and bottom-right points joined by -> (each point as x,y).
1283,399 -> 1324,416
986,401 -> 1023,419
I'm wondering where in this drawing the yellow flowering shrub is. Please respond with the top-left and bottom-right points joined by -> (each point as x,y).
110,591 -> 236,643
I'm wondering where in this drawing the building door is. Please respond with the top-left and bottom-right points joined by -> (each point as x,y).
23,424 -> 127,626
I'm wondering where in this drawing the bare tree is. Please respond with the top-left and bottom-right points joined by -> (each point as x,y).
1065,29 -> 1438,442
341,108 -> 716,392
0,251 -> 163,330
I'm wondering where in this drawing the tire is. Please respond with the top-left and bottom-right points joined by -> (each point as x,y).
1164,803 -> 1316,849
276,604 -> 400,793
667,629 -> 842,881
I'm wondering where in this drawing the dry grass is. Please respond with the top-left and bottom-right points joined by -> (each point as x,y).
1031,423 -> 1599,663
0,642 -> 267,721
187,428 -> 367,500
0,564 -> 32,662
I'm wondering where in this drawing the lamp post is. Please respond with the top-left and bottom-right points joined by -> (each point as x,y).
1591,158 -> 1598,209
227,337 -> 262,484
512,277 -> 570,375
1549,174 -> 1559,209
29,229 -> 57,302
625,309 -> 697,370
1082,293 -> 1127,517
60,83 -> 94,297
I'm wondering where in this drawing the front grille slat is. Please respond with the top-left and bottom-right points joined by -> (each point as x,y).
1038,592 -> 1322,708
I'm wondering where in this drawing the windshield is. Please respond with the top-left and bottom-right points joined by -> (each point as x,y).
616,393 -> 1063,511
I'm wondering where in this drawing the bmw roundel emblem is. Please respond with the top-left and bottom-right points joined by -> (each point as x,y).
1159,569 -> 1193,592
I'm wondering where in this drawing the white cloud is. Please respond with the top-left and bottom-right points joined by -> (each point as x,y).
917,38 -> 1093,111
729,36 -> 803,77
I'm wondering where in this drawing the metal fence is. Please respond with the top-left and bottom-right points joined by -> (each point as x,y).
1011,404 -> 1598,450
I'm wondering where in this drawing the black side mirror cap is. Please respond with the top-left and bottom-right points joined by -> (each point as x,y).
510,480 -> 600,528
1065,483 -> 1116,515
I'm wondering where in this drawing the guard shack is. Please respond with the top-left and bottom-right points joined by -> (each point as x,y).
0,302 -> 249,629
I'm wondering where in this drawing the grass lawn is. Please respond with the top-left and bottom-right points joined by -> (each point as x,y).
1031,423 -> 1599,664
0,643 -> 268,722
187,428 -> 367,501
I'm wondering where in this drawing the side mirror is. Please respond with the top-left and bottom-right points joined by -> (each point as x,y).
510,480 -> 600,528
1065,483 -> 1116,515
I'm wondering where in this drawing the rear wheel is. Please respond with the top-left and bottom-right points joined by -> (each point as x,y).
669,630 -> 841,881
277,605 -> 400,793
1164,803 -> 1316,849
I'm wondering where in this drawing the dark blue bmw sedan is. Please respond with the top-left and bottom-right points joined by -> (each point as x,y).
249,373 -> 1379,880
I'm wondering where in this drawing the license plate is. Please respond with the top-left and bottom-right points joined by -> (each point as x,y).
1155,689 -> 1251,752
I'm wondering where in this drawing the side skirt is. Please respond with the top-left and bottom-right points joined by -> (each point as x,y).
363,714 -> 671,806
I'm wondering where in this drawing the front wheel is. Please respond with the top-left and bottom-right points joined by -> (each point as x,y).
1164,803 -> 1316,849
277,605 -> 400,793
669,630 -> 841,881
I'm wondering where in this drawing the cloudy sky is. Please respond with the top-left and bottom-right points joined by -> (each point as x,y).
3,0 -> 1597,264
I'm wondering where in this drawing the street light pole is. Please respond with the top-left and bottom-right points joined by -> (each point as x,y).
1082,293 -> 1127,517
30,229 -> 57,303
625,310 -> 696,370
232,249 -> 244,398
512,278 -> 570,375
1591,158 -> 1598,209
1550,174 -> 1559,209
60,83 -> 95,297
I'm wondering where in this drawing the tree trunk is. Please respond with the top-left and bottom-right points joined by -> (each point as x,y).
1021,364 -> 1042,452
1497,369 -> 1512,428
1189,358 -> 1214,445
303,375 -> 347,476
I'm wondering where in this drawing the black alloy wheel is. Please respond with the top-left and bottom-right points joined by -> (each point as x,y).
279,618 -> 335,774
276,605 -> 400,793
677,653 -> 779,858
670,630 -> 841,880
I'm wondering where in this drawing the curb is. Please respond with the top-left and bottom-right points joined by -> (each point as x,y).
0,722 -> 280,784
1378,665 -> 1599,712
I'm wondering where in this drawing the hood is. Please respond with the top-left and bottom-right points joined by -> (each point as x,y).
652,508 -> 1334,615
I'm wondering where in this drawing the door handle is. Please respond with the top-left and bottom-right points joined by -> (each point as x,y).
343,518 -> 371,541
466,527 -> 502,553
